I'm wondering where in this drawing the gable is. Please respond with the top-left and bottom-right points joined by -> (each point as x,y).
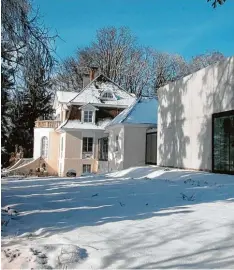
69,74 -> 135,107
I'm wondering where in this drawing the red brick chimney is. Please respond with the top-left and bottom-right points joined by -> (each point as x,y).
89,66 -> 98,81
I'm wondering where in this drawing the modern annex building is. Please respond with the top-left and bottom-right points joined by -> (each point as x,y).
157,56 -> 234,174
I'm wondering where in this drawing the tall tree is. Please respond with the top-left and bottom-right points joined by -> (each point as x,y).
56,27 -> 154,95
1,0 -> 56,167
207,0 -> 227,8
152,51 -> 225,96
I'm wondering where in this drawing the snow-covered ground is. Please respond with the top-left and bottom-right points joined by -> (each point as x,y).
1,166 -> 234,269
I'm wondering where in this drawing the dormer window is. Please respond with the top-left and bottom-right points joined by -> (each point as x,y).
84,111 -> 93,123
101,91 -> 116,100
80,103 -> 98,124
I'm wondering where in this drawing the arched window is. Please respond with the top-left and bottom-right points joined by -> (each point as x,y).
41,136 -> 48,158
101,91 -> 115,100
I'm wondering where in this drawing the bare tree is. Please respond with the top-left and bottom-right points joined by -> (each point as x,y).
55,57 -> 83,92
152,51 -> 225,96
55,26 -> 225,98
189,51 -> 225,73
152,52 -> 189,96
1,0 -> 56,166
56,27 -> 154,95
1,0 -> 56,81
207,0 -> 227,8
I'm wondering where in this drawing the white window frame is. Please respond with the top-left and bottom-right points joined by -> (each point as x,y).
101,90 -> 116,101
82,137 -> 93,153
80,104 -> 98,124
83,111 -> 93,123
81,110 -> 95,124
41,136 -> 48,158
83,164 -> 91,174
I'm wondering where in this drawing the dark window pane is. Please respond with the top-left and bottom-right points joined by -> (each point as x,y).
213,110 -> 234,174
83,137 -> 93,152
98,137 -> 108,161
83,164 -> 91,173
146,132 -> 157,165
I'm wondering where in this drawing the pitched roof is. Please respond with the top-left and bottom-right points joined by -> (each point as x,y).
69,74 -> 136,107
56,91 -> 78,103
108,96 -> 158,126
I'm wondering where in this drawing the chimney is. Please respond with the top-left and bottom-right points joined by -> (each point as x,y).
82,72 -> 90,89
82,66 -> 99,89
89,66 -> 98,81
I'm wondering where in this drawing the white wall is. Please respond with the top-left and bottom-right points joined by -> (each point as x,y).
123,125 -> 148,169
33,128 -> 54,159
108,126 -> 125,172
106,125 -> 152,172
59,129 -> 106,176
157,57 -> 234,171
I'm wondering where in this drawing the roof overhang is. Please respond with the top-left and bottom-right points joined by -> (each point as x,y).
106,123 -> 157,130
68,102 -> 129,109
79,103 -> 99,111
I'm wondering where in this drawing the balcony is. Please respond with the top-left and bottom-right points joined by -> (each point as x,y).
35,120 -> 61,129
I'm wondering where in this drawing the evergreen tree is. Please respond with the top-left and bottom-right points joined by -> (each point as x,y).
8,45 -> 54,158
1,62 -> 15,167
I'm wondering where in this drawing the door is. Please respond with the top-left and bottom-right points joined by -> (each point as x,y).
146,132 -> 157,165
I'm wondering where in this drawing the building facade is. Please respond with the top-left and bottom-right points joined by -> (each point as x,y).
103,97 -> 158,172
157,57 -> 234,174
7,72 -> 136,176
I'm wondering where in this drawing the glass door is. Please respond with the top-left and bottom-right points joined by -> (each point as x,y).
212,110 -> 234,174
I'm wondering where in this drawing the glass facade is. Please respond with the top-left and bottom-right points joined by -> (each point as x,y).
212,110 -> 234,174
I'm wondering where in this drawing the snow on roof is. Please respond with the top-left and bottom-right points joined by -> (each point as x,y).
56,91 -> 78,103
108,96 -> 158,126
69,74 -> 136,107
58,119 -> 112,131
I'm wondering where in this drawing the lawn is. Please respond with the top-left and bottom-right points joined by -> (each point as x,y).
1,166 -> 234,269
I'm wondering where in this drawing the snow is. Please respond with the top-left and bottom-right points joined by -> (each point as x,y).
59,119 -> 112,130
108,96 -> 158,126
56,91 -> 78,104
1,166 -> 234,269
69,74 -> 136,107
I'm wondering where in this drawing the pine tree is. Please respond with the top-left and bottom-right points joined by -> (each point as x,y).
8,46 -> 54,158
1,63 -> 14,167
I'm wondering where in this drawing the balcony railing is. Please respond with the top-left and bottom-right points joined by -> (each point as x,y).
35,120 -> 61,129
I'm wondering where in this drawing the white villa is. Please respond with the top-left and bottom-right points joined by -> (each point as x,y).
7,71 -> 158,176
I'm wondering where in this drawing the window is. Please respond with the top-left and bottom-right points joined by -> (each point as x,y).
41,136 -> 48,158
101,91 -> 115,100
83,164 -> 91,174
115,135 -> 119,152
98,137 -> 108,161
83,137 -> 93,152
84,111 -> 93,123
103,92 -> 113,99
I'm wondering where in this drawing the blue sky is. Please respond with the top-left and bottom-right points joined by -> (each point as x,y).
33,0 -> 234,61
